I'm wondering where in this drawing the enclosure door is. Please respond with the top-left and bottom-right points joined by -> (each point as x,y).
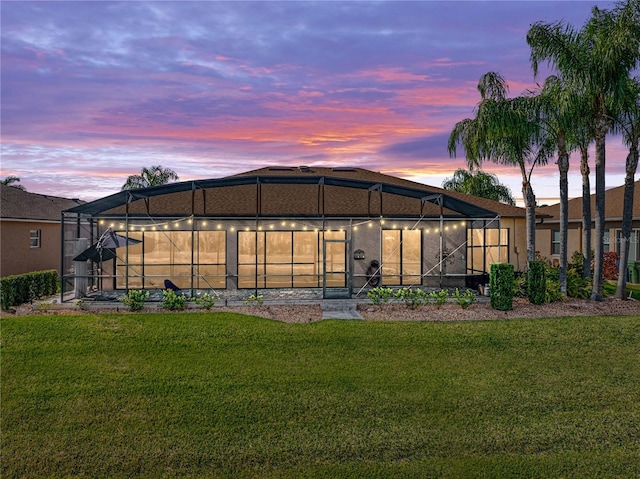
322,238 -> 350,299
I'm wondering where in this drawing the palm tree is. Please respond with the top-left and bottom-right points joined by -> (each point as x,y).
121,165 -> 179,190
574,115 -> 596,279
526,75 -> 579,295
442,168 -> 516,205
449,72 -> 547,263
614,77 -> 640,299
1,176 -> 25,191
527,0 -> 640,300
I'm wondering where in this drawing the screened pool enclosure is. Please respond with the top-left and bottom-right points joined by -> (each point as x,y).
61,170 -> 510,302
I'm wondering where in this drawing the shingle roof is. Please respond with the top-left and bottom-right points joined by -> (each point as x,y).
536,181 -> 640,222
1,185 -> 84,221
66,166 -> 527,218
233,166 -> 527,218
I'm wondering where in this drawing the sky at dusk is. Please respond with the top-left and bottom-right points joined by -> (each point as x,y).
1,0 -> 632,206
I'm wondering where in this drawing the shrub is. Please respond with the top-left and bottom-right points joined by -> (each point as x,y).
0,270 -> 58,309
120,290 -> 149,311
395,287 -> 428,309
162,289 -> 187,310
428,289 -> 449,309
192,291 -> 217,310
566,268 -> 592,299
367,287 -> 394,305
490,263 -> 514,311
527,260 -> 546,305
245,294 -> 264,306
569,250 -> 585,272
603,252 -> 619,280
513,272 -> 527,298
453,288 -> 476,309
545,277 -> 564,303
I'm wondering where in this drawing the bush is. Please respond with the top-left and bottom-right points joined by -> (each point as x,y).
490,263 -> 514,311
395,287 -> 429,309
367,287 -> 394,305
513,272 -> 527,298
428,289 -> 449,309
0,270 -> 58,309
120,290 -> 149,311
566,268 -> 592,299
245,294 -> 264,306
192,291 -> 217,310
603,252 -> 619,280
527,260 -> 546,305
453,288 -> 476,309
162,289 -> 187,310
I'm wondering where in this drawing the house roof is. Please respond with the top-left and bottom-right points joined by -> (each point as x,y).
536,180 -> 640,223
1,185 -> 84,221
233,166 -> 527,218
65,166 -> 527,219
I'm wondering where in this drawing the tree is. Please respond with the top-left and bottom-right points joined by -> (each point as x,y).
528,0 -> 640,300
449,72 -> 548,263
121,165 -> 179,190
615,77 -> 640,299
574,110 -> 596,279
442,168 -> 516,205
526,75 -> 579,295
1,176 -> 25,191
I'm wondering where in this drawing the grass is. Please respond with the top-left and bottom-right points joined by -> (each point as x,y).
604,280 -> 640,300
2,312 -> 640,478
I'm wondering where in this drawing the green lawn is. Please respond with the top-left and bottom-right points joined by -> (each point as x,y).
604,280 -> 640,300
2,313 -> 640,478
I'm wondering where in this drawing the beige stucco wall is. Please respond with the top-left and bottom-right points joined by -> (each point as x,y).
500,218 -> 527,273
536,221 -> 640,264
0,220 -> 62,277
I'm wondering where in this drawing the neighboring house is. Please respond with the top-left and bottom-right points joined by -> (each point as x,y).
0,185 -> 84,277
62,166 -> 529,300
535,181 -> 640,269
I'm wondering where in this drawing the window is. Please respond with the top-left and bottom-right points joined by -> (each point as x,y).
116,230 -> 226,289
30,229 -> 41,248
615,230 -> 640,261
237,230 -> 345,289
466,225 -> 509,274
381,229 -> 421,285
552,230 -> 560,255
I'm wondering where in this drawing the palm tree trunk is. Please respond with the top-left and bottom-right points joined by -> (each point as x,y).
591,128 -> 606,302
520,161 -> 537,263
615,144 -> 639,298
580,147 -> 592,279
557,136 -> 569,296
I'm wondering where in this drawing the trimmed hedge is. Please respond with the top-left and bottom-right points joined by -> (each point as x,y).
0,270 -> 58,309
527,260 -> 547,305
490,263 -> 514,311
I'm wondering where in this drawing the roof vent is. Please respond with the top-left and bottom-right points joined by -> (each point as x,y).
332,167 -> 356,172
298,165 -> 311,172
268,166 -> 294,171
